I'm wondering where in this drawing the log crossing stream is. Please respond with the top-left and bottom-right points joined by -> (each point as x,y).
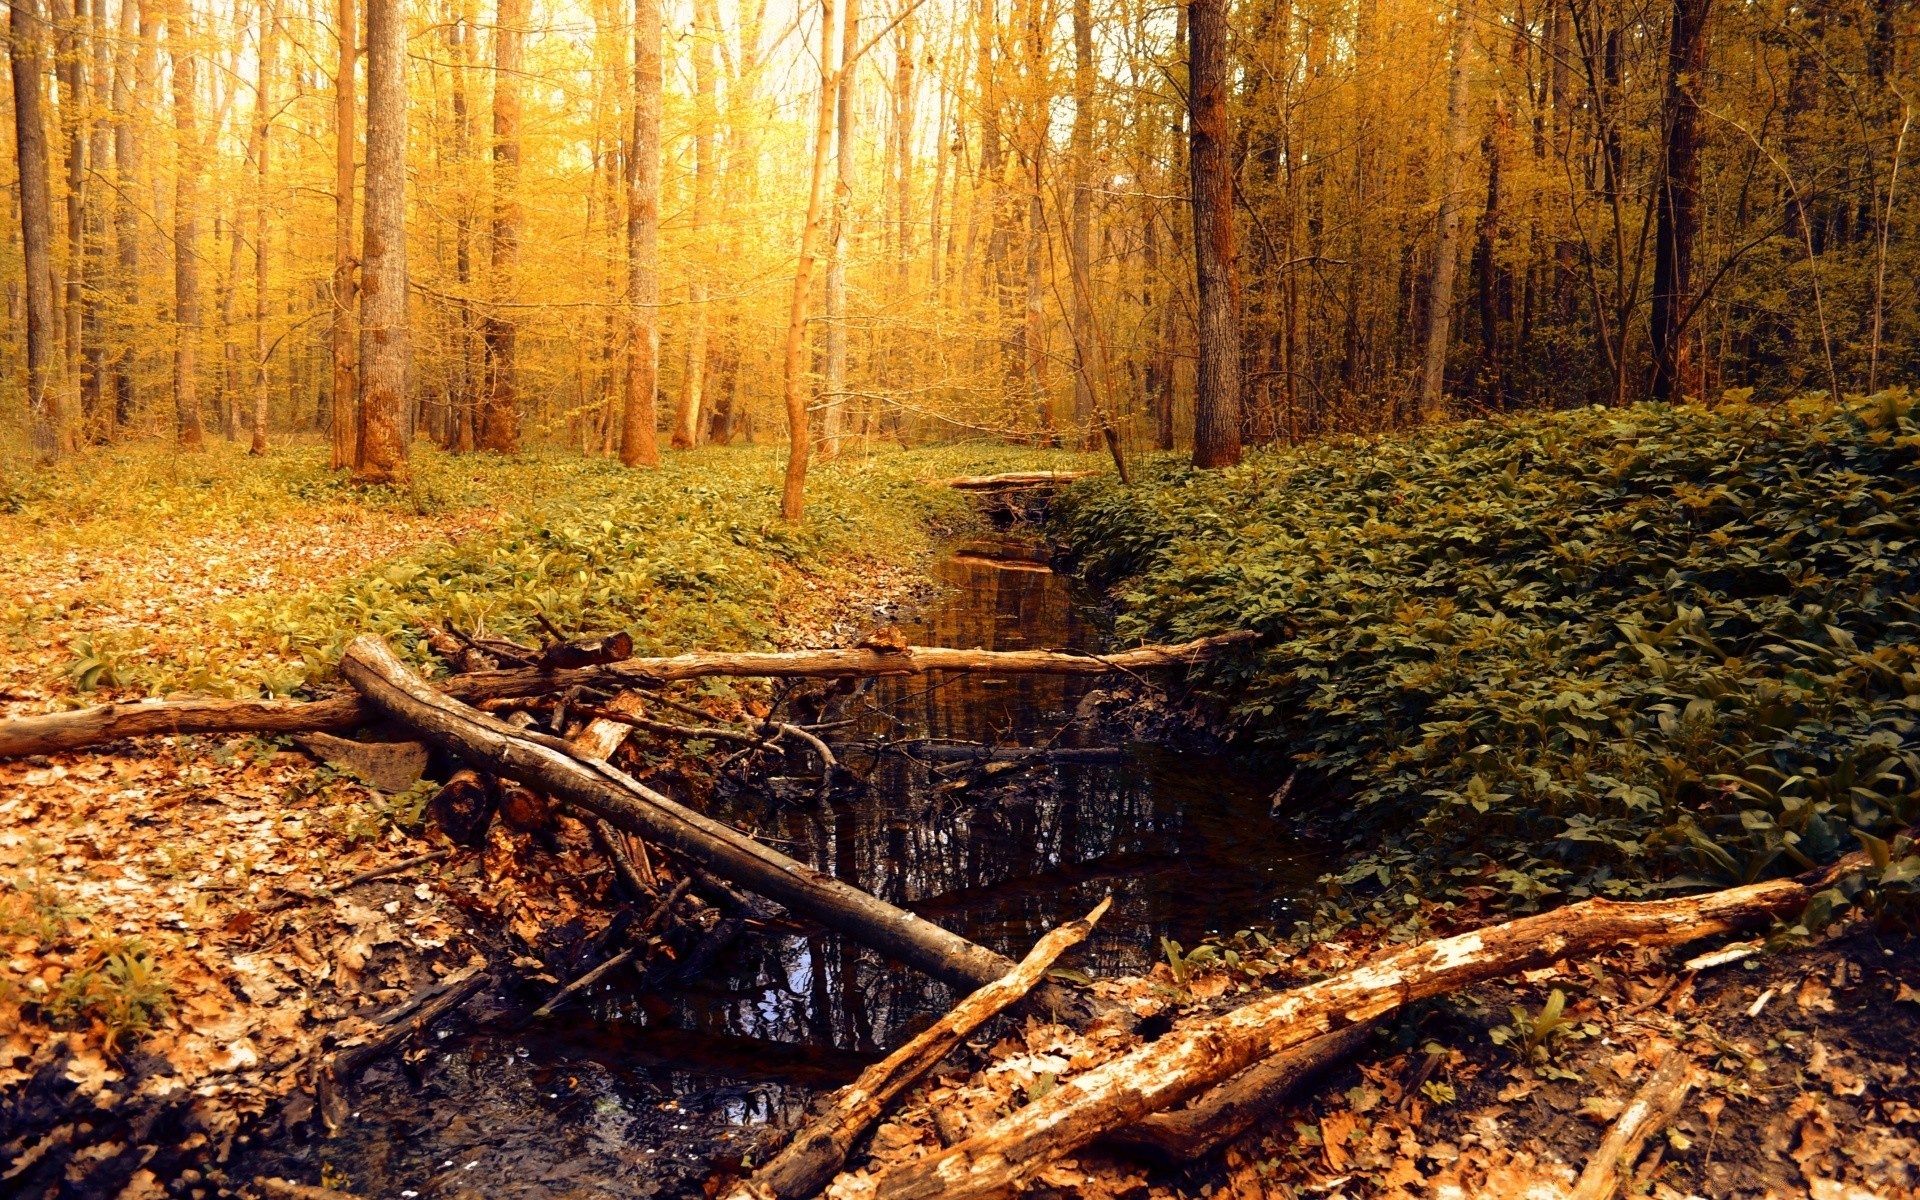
238,538 -> 1318,1198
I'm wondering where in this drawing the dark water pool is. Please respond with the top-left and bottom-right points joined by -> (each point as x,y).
237,540 -> 1316,1198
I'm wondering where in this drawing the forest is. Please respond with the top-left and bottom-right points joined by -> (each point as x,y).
2,0 -> 1918,1195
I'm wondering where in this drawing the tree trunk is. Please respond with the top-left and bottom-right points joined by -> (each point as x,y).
109,0 -> 142,431
480,0 -> 525,454
449,0 -> 478,451
0,632 -> 1252,758
619,0 -> 661,467
329,0 -> 356,469
868,870 -> 1836,1200
1648,0 -> 1710,403
10,0 -> 62,459
671,0 -> 719,451
1069,0 -> 1095,446
168,0 -> 204,448
80,0 -> 109,433
249,0 -> 282,455
1187,0 -> 1240,467
54,0 -> 86,442
819,0 -> 858,459
1417,0 -> 1471,422
353,0 -> 407,481
338,635 -> 1022,991
780,0 -> 843,522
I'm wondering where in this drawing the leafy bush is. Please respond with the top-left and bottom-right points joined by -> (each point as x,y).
1055,394 -> 1920,915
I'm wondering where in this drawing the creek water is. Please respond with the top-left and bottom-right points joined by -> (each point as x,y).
241,538 -> 1316,1198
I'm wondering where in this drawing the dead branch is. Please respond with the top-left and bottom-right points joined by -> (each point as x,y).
0,633 -> 1251,758
337,635 -> 1020,992
860,873 -> 1826,1200
725,897 -> 1111,1200
1569,1051 -> 1696,1200
1099,1021 -> 1375,1166
933,471 -> 1103,489
531,876 -> 694,1018
316,966 -> 490,1131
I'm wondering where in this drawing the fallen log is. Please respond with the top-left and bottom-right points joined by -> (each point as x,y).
726,898 -> 1110,1200
337,635 -> 1019,992
1098,1021 -> 1374,1166
0,633 -> 1251,757
1568,1051 -> 1695,1200
934,471 -> 1103,490
860,871 -> 1833,1200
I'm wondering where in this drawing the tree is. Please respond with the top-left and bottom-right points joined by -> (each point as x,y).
818,0 -> 858,458
330,0 -> 356,469
481,0 -> 526,453
250,0 -> 284,455
354,0 -> 407,482
780,0 -> 844,521
670,0 -> 718,451
1648,0 -> 1710,403
168,0 -> 205,448
10,0 -> 63,459
619,0 -> 661,468
1418,0 -> 1472,423
1187,0 -> 1240,468
1068,0 -> 1095,446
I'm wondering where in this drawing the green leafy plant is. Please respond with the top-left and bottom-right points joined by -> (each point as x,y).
1491,988 -> 1579,1064
43,936 -> 172,1048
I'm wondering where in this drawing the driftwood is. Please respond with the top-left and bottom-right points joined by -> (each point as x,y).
934,471 -> 1103,490
1568,1051 -> 1696,1200
726,898 -> 1111,1200
861,872 -> 1831,1200
337,635 -> 1020,992
0,632 -> 1251,758
1099,1021 -> 1374,1166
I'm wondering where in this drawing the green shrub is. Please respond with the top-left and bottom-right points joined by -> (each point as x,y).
1055,394 -> 1920,916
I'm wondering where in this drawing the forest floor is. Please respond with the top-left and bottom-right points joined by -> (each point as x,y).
4,415 -> 1919,1200
0,438 -> 1087,1199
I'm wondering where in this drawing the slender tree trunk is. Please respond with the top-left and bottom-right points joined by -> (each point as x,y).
1648,0 -> 1710,403
354,0 -> 407,481
447,0 -> 478,450
10,0 -> 63,459
619,0 -> 661,467
481,0 -> 525,453
780,0 -> 844,521
110,0 -> 141,430
1476,100 -> 1506,405
819,0 -> 858,459
250,0 -> 282,454
330,0 -> 357,468
1187,0 -> 1240,468
670,0 -> 719,450
1417,0 -> 1472,422
80,0 -> 108,433
53,0 -> 84,440
168,0 -> 204,447
1069,0 -> 1095,446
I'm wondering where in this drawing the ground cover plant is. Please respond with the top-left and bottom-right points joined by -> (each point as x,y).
0,440 -> 1094,705
1055,394 -> 1920,926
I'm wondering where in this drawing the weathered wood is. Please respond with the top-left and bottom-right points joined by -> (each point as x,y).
934,471 -> 1102,490
1569,1051 -> 1695,1200
292,731 -> 429,793
728,898 -> 1110,1200
0,633 -> 1251,757
428,769 -> 494,846
531,876 -> 692,1018
1099,1021 -> 1373,1166
337,635 -> 1020,992
862,874 -> 1825,1200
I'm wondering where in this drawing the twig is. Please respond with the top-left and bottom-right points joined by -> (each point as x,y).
530,877 -> 693,1019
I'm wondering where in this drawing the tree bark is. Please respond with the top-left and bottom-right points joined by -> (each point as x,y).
167,0 -> 204,448
11,0 -> 62,459
1648,0 -> 1710,403
819,0 -> 858,459
0,632 -> 1251,757
1187,0 -> 1240,468
480,0 -> 525,454
353,0 -> 407,481
329,0 -> 357,469
1568,1051 -> 1695,1200
728,899 -> 1110,1200
1417,0 -> 1472,422
619,0 -> 661,467
249,0 -> 283,455
780,0 -> 843,521
109,0 -> 142,430
866,873 -> 1826,1200
670,0 -> 718,451
337,634 -> 1021,990
1069,0 -> 1095,446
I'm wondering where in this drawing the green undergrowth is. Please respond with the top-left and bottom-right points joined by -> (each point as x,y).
1054,394 -> 1920,932
16,439 -> 1095,698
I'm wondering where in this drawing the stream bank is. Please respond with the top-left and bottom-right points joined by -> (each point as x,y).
218,531 -> 1317,1199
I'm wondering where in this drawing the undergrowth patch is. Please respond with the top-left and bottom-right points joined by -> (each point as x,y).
1055,394 -> 1920,930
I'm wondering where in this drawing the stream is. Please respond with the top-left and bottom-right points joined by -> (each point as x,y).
238,536 -> 1317,1199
